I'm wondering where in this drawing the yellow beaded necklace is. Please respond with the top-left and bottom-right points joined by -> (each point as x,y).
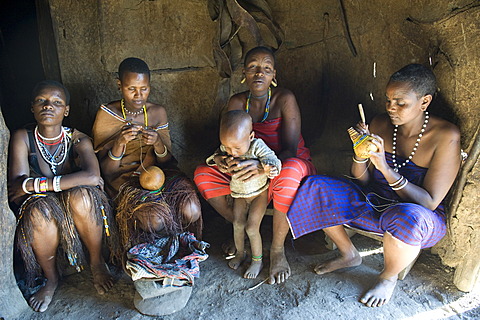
121,99 -> 148,126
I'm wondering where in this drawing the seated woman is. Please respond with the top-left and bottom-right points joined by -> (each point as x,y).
194,46 -> 316,284
92,57 -> 202,252
288,64 -> 461,307
8,80 -> 119,312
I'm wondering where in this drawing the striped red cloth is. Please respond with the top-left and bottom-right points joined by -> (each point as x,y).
194,117 -> 316,214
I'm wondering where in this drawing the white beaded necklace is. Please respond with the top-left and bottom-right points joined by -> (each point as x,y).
392,111 -> 429,172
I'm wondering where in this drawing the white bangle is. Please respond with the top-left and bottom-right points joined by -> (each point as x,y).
53,176 -> 62,192
154,145 -> 168,158
392,179 -> 409,191
33,177 -> 40,194
352,156 -> 368,164
22,177 -> 33,194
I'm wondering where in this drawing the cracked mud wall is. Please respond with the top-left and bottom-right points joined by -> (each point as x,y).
46,0 -> 480,290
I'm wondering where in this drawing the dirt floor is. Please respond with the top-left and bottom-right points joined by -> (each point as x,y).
10,206 -> 480,320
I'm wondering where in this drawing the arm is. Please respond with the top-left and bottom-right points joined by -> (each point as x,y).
278,90 -> 301,161
252,139 -> 282,179
140,105 -> 172,163
369,123 -> 461,210
9,130 -> 102,204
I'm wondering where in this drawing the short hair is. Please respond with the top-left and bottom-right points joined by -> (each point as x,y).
389,64 -> 437,98
32,80 -> 70,105
118,57 -> 150,81
244,46 -> 276,67
220,110 -> 252,136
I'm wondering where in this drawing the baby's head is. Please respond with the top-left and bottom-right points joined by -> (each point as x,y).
219,110 -> 254,157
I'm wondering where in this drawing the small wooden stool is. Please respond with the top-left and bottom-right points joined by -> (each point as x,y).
324,225 -> 419,280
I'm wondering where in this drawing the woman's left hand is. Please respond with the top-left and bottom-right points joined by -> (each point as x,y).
367,134 -> 390,173
231,159 -> 264,182
141,127 -> 160,145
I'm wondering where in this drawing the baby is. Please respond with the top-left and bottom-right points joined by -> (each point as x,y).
206,110 -> 281,278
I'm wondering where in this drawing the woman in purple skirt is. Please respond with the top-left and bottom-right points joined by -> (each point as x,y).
287,64 -> 461,307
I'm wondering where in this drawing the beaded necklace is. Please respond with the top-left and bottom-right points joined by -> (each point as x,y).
121,99 -> 148,126
246,87 -> 271,122
392,111 -> 429,172
34,126 -> 69,175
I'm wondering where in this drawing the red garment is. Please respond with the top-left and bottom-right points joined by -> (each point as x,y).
194,118 -> 316,213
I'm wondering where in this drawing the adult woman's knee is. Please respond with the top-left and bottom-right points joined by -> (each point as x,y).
182,198 -> 201,225
68,188 -> 94,219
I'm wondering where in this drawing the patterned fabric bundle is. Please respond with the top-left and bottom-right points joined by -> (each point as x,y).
16,186 -> 120,286
126,232 -> 209,284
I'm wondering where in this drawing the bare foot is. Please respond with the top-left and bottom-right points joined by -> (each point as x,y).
244,260 -> 263,279
228,251 -> 246,270
222,239 -> 236,256
268,247 -> 290,284
91,263 -> 114,295
28,279 -> 58,312
360,276 -> 397,307
314,251 -> 362,275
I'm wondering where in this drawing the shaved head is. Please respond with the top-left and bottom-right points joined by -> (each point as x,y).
220,110 -> 253,138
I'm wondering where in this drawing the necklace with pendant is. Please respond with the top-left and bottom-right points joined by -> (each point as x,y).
35,126 -> 69,175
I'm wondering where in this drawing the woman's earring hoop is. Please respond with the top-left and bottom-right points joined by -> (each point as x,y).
271,78 -> 278,87
240,77 -> 246,84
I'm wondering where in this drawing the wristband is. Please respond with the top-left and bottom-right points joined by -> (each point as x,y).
352,156 -> 368,164
33,178 -> 40,193
39,177 -> 48,193
22,177 -> 33,194
53,176 -> 62,192
154,145 -> 168,158
392,178 -> 409,191
108,148 -> 124,161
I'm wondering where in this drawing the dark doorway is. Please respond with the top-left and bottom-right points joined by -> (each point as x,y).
0,0 -> 45,131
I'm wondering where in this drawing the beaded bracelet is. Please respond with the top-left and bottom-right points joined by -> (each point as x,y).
352,156 -> 369,164
251,254 -> 263,262
392,178 -> 409,191
22,177 -> 33,194
154,145 -> 168,158
39,177 -> 48,193
53,176 -> 62,192
108,148 -> 124,161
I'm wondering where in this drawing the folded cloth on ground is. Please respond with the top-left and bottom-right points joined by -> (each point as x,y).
126,232 -> 209,284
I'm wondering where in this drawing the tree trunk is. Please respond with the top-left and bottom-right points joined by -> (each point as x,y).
0,108 -> 28,318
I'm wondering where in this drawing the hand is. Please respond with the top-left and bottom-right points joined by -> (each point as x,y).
367,134 -> 389,173
231,159 -> 264,182
355,121 -> 370,135
264,164 -> 279,179
8,177 -> 27,204
118,123 -> 142,145
97,176 -> 104,191
214,154 -> 229,173
141,127 -> 160,146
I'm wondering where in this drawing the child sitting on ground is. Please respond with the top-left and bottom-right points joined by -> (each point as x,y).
206,110 -> 281,278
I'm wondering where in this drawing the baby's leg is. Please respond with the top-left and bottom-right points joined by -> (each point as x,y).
244,190 -> 268,279
228,198 -> 247,270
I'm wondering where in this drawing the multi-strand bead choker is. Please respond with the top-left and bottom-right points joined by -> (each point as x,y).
392,111 -> 429,172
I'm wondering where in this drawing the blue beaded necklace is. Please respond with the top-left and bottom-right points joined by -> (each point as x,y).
246,87 -> 271,122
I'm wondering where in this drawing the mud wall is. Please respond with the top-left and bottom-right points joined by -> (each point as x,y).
46,0 -> 480,290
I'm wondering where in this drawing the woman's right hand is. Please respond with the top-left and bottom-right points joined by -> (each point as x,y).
118,123 -> 142,145
355,121 -> 370,135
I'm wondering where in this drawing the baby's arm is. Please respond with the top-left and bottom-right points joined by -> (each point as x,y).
253,139 -> 282,179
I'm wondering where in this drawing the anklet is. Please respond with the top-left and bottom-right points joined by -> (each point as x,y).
252,254 -> 263,262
